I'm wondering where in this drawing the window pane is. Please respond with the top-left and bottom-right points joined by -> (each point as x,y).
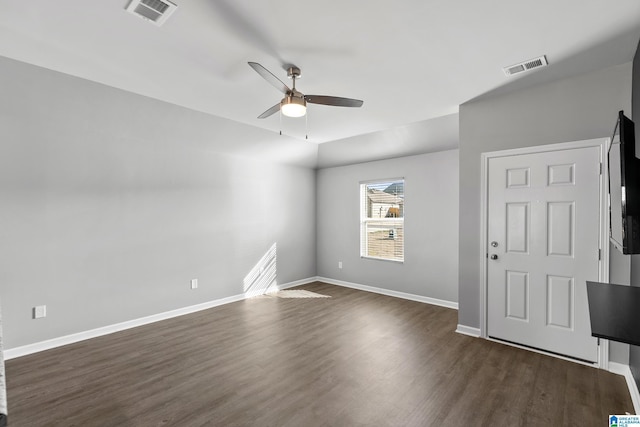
364,220 -> 404,261
364,180 -> 404,219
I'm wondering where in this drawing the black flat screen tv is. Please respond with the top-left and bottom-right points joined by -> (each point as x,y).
609,110 -> 639,254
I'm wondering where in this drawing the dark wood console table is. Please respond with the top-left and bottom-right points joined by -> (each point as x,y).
586,281 -> 640,346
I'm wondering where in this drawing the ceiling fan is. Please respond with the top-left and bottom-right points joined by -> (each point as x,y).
248,62 -> 363,119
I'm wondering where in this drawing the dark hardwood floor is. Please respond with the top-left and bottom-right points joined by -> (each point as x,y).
6,282 -> 633,426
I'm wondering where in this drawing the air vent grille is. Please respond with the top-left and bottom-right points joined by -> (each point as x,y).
142,0 -> 170,13
126,0 -> 177,26
503,55 -> 548,76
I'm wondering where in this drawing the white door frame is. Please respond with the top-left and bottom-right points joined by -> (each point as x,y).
480,138 -> 610,368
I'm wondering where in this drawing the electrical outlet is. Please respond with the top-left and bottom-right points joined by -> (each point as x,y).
190,279 -> 198,289
33,305 -> 47,319
338,261 -> 343,269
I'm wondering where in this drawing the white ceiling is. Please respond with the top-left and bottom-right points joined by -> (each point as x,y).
1,0 -> 639,144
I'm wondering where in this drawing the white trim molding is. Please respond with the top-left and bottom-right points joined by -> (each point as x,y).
4,277 -> 315,360
609,362 -> 640,414
316,276 -> 458,309
456,325 -> 481,337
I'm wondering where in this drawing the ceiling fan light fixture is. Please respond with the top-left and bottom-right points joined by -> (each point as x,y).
281,95 -> 307,117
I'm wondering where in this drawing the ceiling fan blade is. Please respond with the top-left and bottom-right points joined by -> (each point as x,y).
257,103 -> 281,119
248,62 -> 290,94
208,2 -> 283,64
305,95 -> 363,108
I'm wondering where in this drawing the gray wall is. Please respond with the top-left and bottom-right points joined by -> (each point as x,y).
316,150 -> 459,303
317,114 -> 459,169
629,37 -> 640,389
458,62 -> 633,334
0,57 -> 317,349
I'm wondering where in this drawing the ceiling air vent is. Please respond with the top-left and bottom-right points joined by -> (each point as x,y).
503,55 -> 548,76
126,0 -> 177,26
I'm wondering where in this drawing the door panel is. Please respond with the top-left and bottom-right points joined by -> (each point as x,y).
547,201 -> 573,256
546,275 -> 573,329
506,271 -> 529,320
507,167 -> 530,188
487,146 -> 601,362
506,203 -> 529,253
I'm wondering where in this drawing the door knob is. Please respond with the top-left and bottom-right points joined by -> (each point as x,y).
490,254 -> 498,260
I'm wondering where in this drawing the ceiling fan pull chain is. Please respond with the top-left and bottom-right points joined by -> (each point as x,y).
279,108 -> 282,136
305,110 -> 308,140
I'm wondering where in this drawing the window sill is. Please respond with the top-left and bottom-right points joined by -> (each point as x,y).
360,256 -> 404,264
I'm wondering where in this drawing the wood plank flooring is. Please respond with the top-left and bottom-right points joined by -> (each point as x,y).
6,282 -> 634,426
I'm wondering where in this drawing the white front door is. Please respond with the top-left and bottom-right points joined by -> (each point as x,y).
487,146 -> 601,362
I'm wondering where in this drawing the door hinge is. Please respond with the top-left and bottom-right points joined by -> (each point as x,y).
599,163 -> 603,175
598,249 -> 601,260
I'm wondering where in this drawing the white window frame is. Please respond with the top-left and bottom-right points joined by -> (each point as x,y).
360,178 -> 405,263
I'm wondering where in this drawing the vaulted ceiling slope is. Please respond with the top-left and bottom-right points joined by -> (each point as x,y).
1,0 -> 639,146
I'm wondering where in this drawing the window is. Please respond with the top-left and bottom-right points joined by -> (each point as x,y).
360,179 -> 404,262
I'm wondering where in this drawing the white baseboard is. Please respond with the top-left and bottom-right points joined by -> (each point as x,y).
455,324 -> 481,337
5,277 -> 454,360
274,277 -> 315,291
316,276 -> 458,310
609,362 -> 640,415
4,277 -> 317,360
